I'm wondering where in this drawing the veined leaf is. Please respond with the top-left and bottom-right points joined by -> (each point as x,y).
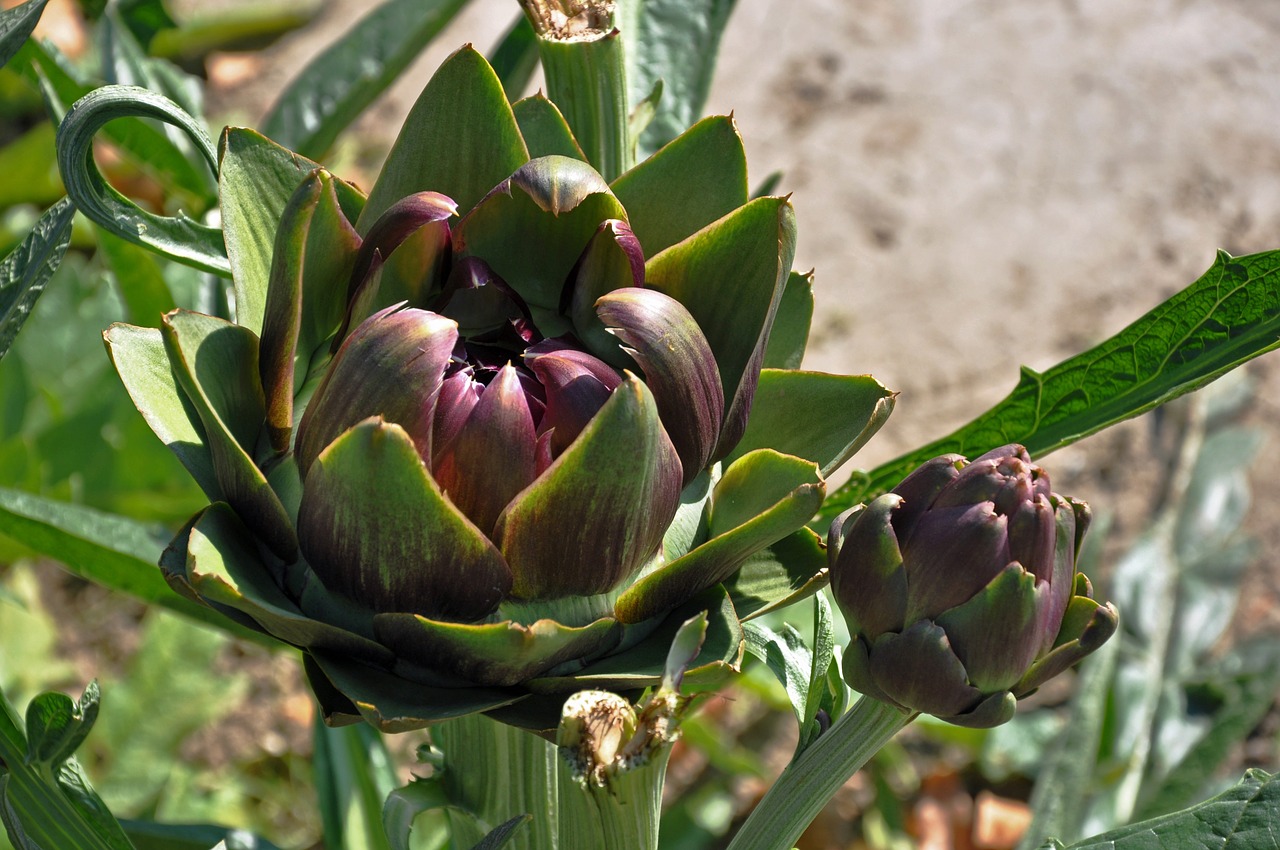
1051,770 -> 1278,849
261,0 -> 470,160
0,197 -> 73,362
825,249 -> 1280,515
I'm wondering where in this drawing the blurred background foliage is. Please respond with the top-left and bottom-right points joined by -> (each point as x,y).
0,0 -> 1276,848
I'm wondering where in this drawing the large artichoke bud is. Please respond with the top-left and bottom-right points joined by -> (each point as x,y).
104,47 -> 895,733
828,445 -> 1118,728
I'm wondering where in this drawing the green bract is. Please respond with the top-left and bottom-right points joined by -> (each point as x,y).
828,445 -> 1119,728
104,46 -> 895,733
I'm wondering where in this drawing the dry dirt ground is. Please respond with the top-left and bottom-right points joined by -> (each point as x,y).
198,0 -> 1280,631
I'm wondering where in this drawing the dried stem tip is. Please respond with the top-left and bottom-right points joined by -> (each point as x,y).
519,0 -> 617,40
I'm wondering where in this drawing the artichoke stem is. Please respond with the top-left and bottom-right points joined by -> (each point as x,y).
725,697 -> 915,850
433,703 -> 669,850
434,714 -> 562,850
519,0 -> 634,181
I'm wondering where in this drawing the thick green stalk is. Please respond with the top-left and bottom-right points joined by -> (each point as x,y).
519,0 -> 633,180
726,698 -> 914,850
433,709 -> 669,850
433,714 -> 561,850
558,744 -> 670,850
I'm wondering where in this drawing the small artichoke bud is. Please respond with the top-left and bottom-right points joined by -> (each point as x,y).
828,445 -> 1118,728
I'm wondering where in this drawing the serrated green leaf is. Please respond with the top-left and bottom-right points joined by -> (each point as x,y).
626,0 -> 737,157
743,621 -> 814,739
1061,770 -> 1278,849
826,249 -> 1280,514
55,85 -> 227,275
0,197 -> 73,362
0,0 -> 49,70
801,592 -> 835,752
261,0 -> 469,160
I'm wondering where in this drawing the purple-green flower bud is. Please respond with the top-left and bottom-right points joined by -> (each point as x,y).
828,445 -> 1118,728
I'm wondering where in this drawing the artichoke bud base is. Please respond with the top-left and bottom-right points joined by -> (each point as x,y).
501,590 -> 621,629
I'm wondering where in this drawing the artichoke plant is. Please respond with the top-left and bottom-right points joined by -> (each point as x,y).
104,46 -> 894,733
827,445 -> 1118,728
